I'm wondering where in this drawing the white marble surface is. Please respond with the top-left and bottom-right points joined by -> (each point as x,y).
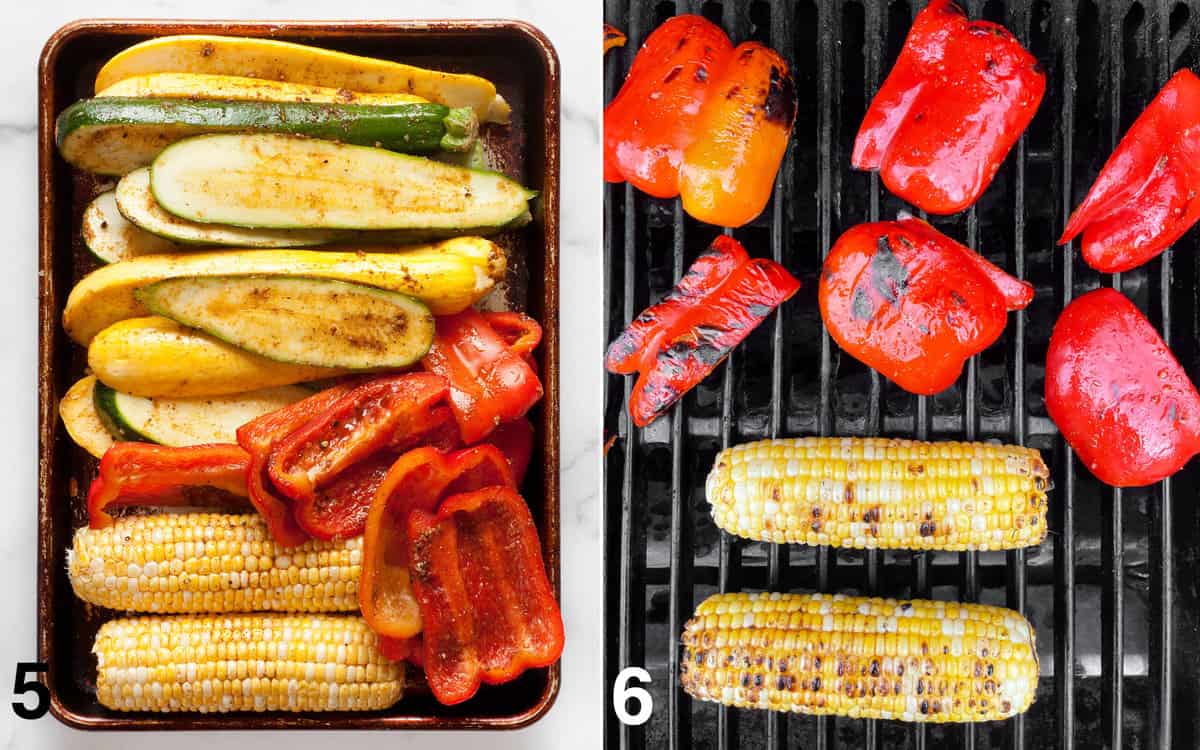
0,2 -> 602,748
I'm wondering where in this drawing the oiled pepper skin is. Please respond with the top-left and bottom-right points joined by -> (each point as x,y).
1059,69 -> 1200,273
852,0 -> 1044,214
819,218 -> 1033,395
679,42 -> 797,227
1045,288 -> 1200,487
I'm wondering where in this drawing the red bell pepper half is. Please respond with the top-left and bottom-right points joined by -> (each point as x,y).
852,0 -> 1045,214
819,217 -> 1033,395
87,443 -> 250,528
408,486 -> 563,705
605,235 -> 800,427
1045,288 -> 1200,487
360,444 -> 514,640
422,309 -> 543,444
1059,69 -> 1200,273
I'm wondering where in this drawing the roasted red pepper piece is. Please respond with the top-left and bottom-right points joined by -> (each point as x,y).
482,418 -> 534,485
605,235 -> 800,427
603,15 -> 733,197
819,217 -> 1033,395
1059,70 -> 1200,272
679,42 -> 797,227
360,445 -> 514,639
408,486 -> 563,706
267,373 -> 456,540
603,24 -> 627,54
482,311 -> 542,362
87,443 -> 250,528
1045,288 -> 1200,486
422,310 -> 543,444
379,636 -> 423,667
852,0 -> 1045,214
235,383 -> 353,547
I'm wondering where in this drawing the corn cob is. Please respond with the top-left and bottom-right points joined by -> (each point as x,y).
706,437 -> 1048,550
680,592 -> 1038,722
68,513 -> 360,613
94,614 -> 402,712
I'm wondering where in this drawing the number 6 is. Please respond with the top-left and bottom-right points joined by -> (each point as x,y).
612,666 -> 652,726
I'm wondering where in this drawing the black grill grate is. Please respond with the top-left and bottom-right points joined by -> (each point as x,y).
604,1 -> 1200,748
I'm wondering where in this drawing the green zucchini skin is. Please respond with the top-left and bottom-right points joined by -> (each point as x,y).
56,97 -> 478,175
93,380 -> 153,442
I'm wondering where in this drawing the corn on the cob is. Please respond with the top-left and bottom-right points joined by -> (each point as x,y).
94,614 -> 402,712
706,437 -> 1048,550
680,592 -> 1038,722
68,513 -> 360,613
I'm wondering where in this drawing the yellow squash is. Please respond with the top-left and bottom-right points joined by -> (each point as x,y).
97,72 -> 429,105
63,237 -> 506,345
95,35 -> 510,123
58,376 -> 115,458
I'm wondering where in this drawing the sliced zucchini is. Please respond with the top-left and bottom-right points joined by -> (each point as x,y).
62,238 -> 506,345
82,190 -> 178,263
96,72 -> 429,106
94,35 -> 509,123
59,376 -> 116,458
137,276 -> 436,370
56,97 -> 477,175
89,317 -> 344,398
150,133 -> 534,231
94,380 -> 308,446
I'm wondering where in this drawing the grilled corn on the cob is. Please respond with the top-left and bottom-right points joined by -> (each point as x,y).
706,437 -> 1048,550
94,614 -> 402,712
68,513 -> 360,613
681,592 -> 1038,722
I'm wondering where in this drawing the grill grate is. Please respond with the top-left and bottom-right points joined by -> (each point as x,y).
604,1 -> 1200,749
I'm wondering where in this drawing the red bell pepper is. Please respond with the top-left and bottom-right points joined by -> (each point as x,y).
482,311 -> 542,362
819,217 -> 1032,395
1045,288 -> 1200,486
360,444 -> 514,640
422,309 -> 543,444
605,235 -> 800,427
604,15 -> 734,197
852,0 -> 1045,214
1059,70 -> 1200,272
267,374 -> 457,540
408,486 -> 563,705
379,636 -> 423,667
483,418 -> 534,485
603,24 -> 626,55
235,383 -> 353,547
87,443 -> 250,528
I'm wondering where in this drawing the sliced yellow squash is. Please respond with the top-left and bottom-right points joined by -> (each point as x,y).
95,35 -> 510,123
59,375 -> 116,458
62,237 -> 506,345
96,72 -> 428,105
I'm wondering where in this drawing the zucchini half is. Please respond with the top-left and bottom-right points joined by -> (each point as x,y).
59,376 -> 116,458
96,72 -> 429,106
150,133 -> 535,231
82,190 -> 178,263
56,97 -> 478,175
137,276 -> 436,370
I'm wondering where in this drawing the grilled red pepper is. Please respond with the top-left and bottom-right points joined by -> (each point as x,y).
267,374 -> 457,540
422,309 -> 543,444
819,217 -> 1033,395
360,445 -> 514,639
605,235 -> 800,427
408,486 -> 563,705
1045,288 -> 1200,486
603,15 -> 733,197
604,24 -> 626,54
87,443 -> 250,528
484,417 -> 534,485
1059,70 -> 1200,272
379,636 -> 423,666
852,0 -> 1045,214
482,311 -> 542,364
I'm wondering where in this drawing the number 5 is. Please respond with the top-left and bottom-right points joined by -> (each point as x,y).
612,666 -> 652,726
12,662 -> 49,719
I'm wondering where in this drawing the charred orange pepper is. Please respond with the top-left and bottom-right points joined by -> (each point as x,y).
679,43 -> 797,227
603,24 -> 626,54
87,443 -> 250,528
408,486 -> 563,705
360,445 -> 514,640
603,15 -> 733,197
819,217 -> 1033,395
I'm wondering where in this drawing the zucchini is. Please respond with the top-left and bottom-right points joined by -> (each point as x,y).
137,276 -> 436,370
89,317 -> 344,398
94,380 -> 308,445
96,72 -> 429,106
62,238 -> 506,345
150,133 -> 534,231
116,169 -> 342,248
59,376 -> 116,458
82,190 -> 178,263
56,97 -> 478,175
94,35 -> 510,123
